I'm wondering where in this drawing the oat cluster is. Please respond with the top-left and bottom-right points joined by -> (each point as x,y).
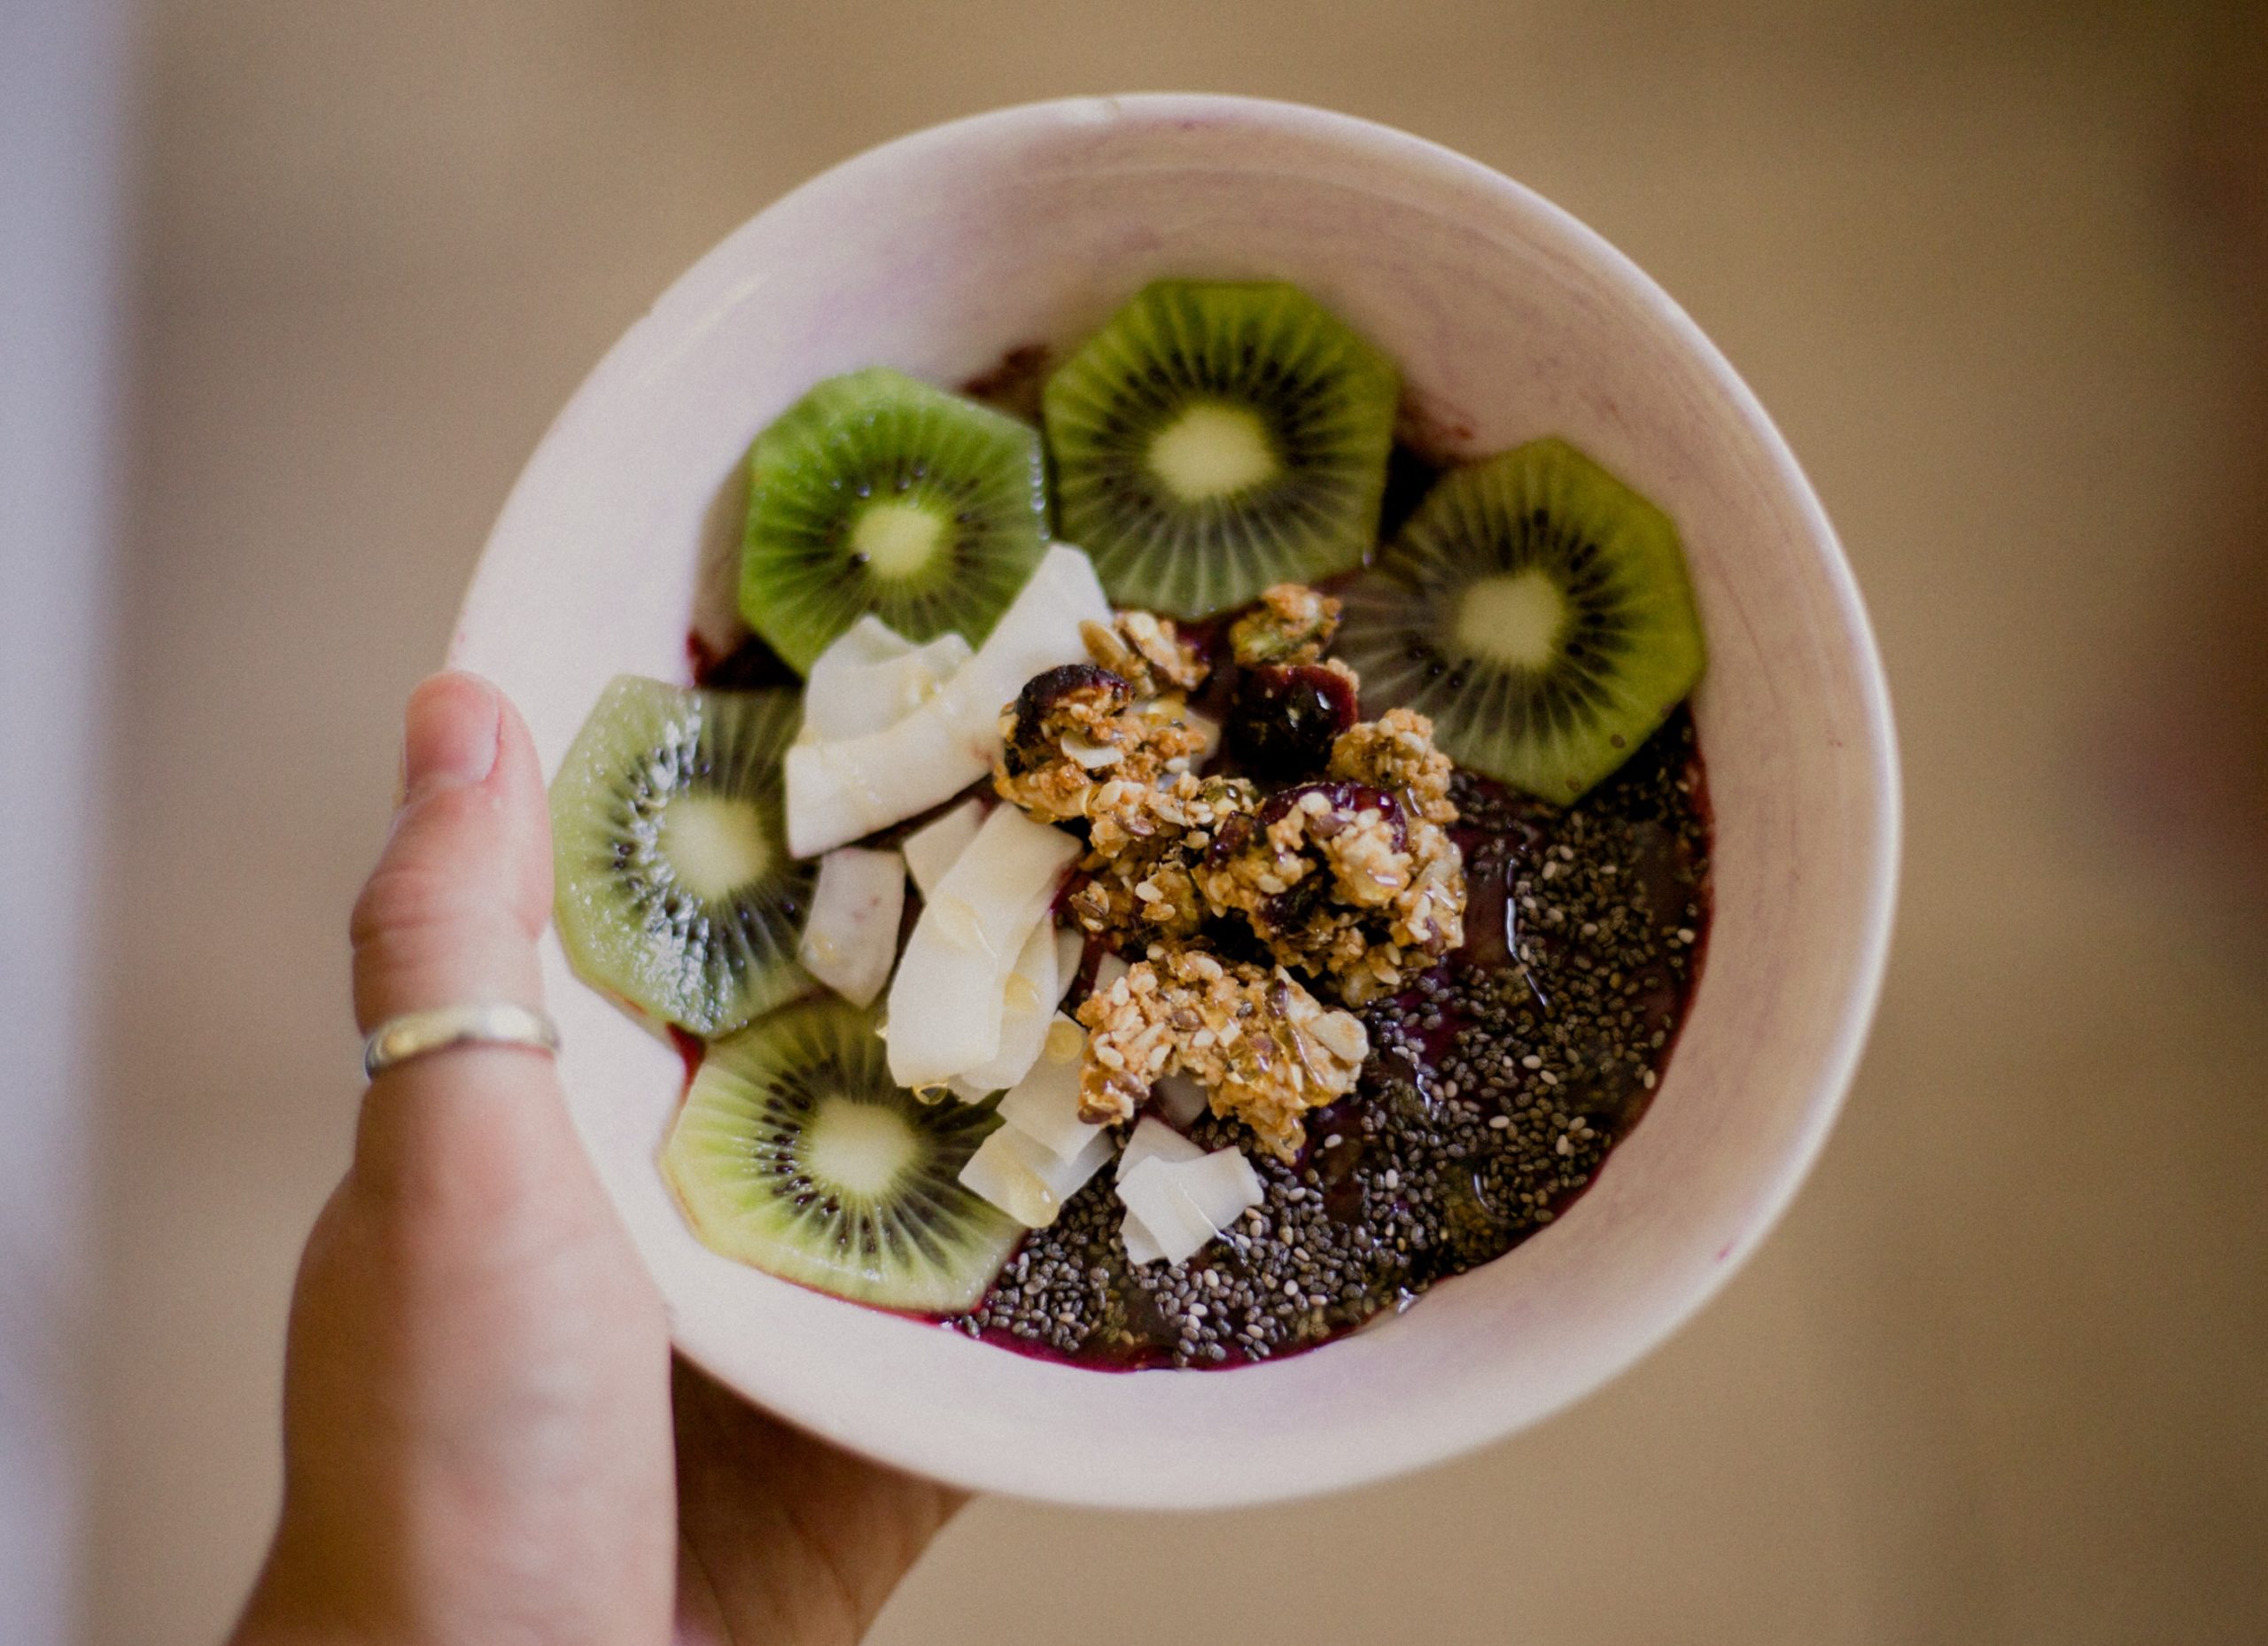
991,664 -> 1209,825
1078,610 -> 1209,695
1228,581 -> 1342,665
1196,715 -> 1465,1005
989,584 -> 1471,1161
1072,948 -> 1369,1161
1330,707 -> 1458,827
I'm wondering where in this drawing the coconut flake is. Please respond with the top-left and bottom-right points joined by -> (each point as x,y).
1172,1147 -> 1266,1223
795,846 -> 906,1007
1116,1147 -> 1265,1265
1121,1207 -> 1169,1266
784,705 -> 976,859
1115,1114 -> 1205,1182
995,1015 -> 1108,1161
901,796 -> 985,896
817,613 -> 915,668
954,920 -> 1061,1093
1052,925 -> 1086,1002
959,1119 -> 1113,1229
1115,1157 -> 1218,1265
883,806 -> 1078,1087
801,617 -> 971,741
784,546 -> 1108,856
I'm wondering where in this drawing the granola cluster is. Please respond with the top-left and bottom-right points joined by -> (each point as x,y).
1064,773 -> 1252,943
1073,948 -> 1369,1160
992,664 -> 1209,825
1061,710 -> 1466,1007
1079,610 -> 1209,695
1195,762 -> 1465,1005
1328,706 -> 1458,826
990,584 -> 1469,1161
1229,581 -> 1342,665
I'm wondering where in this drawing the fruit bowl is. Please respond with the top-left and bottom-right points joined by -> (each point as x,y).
450,94 -> 1899,1508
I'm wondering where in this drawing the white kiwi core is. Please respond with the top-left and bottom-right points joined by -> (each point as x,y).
800,1098 -> 920,1200
661,795 -> 772,900
851,501 -> 947,578
1455,570 -> 1570,671
1146,403 -> 1278,501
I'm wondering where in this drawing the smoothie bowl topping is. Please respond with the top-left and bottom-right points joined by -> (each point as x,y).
546,277 -> 1712,1369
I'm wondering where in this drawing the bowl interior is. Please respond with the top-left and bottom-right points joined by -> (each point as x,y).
451,95 -> 1897,1509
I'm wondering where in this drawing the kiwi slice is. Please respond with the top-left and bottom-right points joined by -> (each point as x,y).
739,368 -> 1050,674
663,997 -> 1021,1313
1043,280 -> 1400,617
551,675 -> 814,1035
1335,438 -> 1705,800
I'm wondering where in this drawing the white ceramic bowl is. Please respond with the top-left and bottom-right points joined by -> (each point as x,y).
452,94 -> 1899,1509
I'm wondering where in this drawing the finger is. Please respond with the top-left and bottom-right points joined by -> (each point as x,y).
672,1358 -> 965,1646
352,671 -> 550,1030
347,672 -> 566,1208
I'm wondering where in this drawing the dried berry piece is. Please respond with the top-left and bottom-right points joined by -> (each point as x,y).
1002,663 -> 1130,775
1225,663 -> 1362,778
1258,780 -> 1407,849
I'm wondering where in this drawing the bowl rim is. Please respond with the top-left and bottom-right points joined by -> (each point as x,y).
454,90 -> 1901,1505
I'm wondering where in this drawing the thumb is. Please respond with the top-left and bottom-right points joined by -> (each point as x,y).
238,674 -> 673,1644
346,671 -> 564,1207
352,670 -> 549,1035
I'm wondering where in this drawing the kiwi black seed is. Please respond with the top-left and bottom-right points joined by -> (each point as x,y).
662,996 -> 1021,1313
551,675 -> 814,1035
740,367 -> 1051,674
1334,438 -> 1705,800
1043,280 -> 1400,617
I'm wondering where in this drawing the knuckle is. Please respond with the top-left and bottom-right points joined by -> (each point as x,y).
350,788 -> 511,950
350,858 -> 473,952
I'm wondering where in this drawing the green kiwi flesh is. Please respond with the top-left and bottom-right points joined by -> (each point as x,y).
1335,438 -> 1705,800
663,996 -> 1021,1312
551,676 -> 814,1035
739,367 -> 1051,675
1043,280 -> 1400,617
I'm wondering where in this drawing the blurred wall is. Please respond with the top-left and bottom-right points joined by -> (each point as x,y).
1,4 -> 127,1644
92,3 -> 2267,1643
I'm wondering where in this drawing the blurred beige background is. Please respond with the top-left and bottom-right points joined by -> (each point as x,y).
90,2 -> 2265,1642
